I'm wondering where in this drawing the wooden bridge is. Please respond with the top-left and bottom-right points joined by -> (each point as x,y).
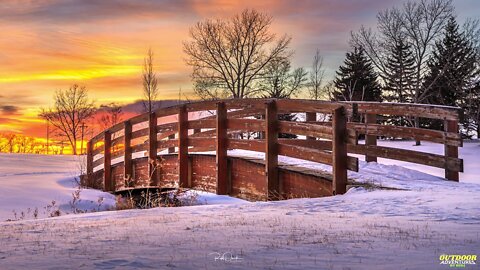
83,99 -> 463,201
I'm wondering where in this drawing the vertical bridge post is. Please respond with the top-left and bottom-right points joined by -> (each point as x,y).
103,131 -> 112,192
306,112 -> 316,141
168,134 -> 175,153
332,106 -> 347,195
178,105 -> 189,187
444,119 -> 459,181
265,100 -> 279,200
148,112 -> 158,186
216,102 -> 228,195
124,120 -> 132,185
365,113 -> 377,162
86,141 -> 93,176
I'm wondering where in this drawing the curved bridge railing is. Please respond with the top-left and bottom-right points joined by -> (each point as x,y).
84,99 -> 463,201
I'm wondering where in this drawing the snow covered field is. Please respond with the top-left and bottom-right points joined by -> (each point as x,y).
0,141 -> 479,269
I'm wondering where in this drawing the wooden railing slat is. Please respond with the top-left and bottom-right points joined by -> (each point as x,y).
349,144 -> 463,172
278,121 -> 333,140
227,118 -> 265,132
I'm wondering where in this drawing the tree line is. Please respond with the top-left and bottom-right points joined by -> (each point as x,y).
183,1 -> 480,138
31,0 -> 479,156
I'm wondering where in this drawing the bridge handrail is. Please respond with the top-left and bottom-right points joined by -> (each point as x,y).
86,98 -> 463,198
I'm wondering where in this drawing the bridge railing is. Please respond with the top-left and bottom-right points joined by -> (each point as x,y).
85,99 -> 463,199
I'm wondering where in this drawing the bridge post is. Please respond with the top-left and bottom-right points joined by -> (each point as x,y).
365,113 -> 377,162
306,112 -> 316,141
124,120 -> 133,185
332,106 -> 347,195
178,105 -> 189,188
86,141 -> 93,176
265,100 -> 279,200
444,119 -> 459,181
167,134 -> 175,153
104,130 -> 113,192
216,102 -> 228,195
148,112 -> 158,186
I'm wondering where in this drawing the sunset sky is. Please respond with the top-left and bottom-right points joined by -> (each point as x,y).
0,0 -> 479,140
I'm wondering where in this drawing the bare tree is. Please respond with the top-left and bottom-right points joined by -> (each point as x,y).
258,58 -> 307,99
99,103 -> 123,130
4,133 -> 16,153
40,84 -> 95,155
351,0 -> 454,103
183,9 -> 292,99
142,48 -> 159,113
308,49 -> 325,100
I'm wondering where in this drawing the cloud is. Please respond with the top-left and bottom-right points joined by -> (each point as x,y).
0,105 -> 19,115
0,0 -> 196,24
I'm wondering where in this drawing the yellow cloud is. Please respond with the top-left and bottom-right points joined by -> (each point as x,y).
0,65 -> 140,83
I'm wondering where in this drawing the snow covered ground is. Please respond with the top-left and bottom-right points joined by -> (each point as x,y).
0,140 -> 479,269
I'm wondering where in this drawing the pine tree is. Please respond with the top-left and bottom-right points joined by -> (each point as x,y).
423,17 -> 478,107
383,39 -> 417,103
333,47 -> 382,102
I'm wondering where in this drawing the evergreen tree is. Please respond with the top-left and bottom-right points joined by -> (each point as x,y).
333,47 -> 382,102
383,39 -> 417,103
423,17 -> 478,107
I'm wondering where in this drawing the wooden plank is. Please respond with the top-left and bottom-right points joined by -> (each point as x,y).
276,99 -> 349,115
306,112 -> 316,141
92,157 -> 105,168
158,130 -> 177,141
355,102 -> 461,121
131,143 -> 148,153
129,113 -> 150,125
365,113 -> 377,163
111,135 -> 125,146
351,123 -> 462,147
178,105 -> 189,187
86,141 -> 93,175
189,138 -> 215,148
265,101 -> 279,200
157,139 -> 178,150
157,122 -> 177,133
131,128 -> 149,140
349,144 -> 463,172
148,112 -> 158,186
278,143 -> 332,165
104,131 -> 112,192
91,144 -> 104,156
445,120 -> 460,181
228,118 -> 265,132
278,138 -> 331,150
216,102 -> 228,195
332,107 -> 348,195
278,121 -> 333,140
190,146 -> 216,152
277,140 -> 358,171
123,120 -> 132,181
202,107 -> 263,120
228,139 -> 264,152
188,119 -> 216,130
